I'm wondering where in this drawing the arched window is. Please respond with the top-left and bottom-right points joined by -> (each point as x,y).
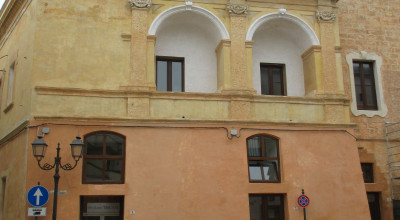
83,132 -> 125,184
247,135 -> 280,183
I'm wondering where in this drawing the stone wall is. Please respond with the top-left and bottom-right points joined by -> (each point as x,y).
339,0 -> 400,219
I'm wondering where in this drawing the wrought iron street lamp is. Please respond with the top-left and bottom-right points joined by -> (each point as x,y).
31,136 -> 84,220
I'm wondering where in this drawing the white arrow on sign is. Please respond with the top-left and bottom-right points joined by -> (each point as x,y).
33,188 -> 43,206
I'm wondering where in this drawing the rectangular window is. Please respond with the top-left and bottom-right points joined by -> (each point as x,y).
156,56 -> 184,92
260,64 -> 285,96
6,62 -> 15,107
249,194 -> 284,220
353,61 -> 377,110
361,163 -> 374,183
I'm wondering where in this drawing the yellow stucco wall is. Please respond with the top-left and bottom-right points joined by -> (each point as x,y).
0,0 -> 36,139
31,0 -> 131,90
25,0 -> 349,127
0,0 -> 349,138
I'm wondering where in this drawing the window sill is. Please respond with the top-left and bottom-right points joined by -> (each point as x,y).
249,181 -> 281,183
350,108 -> 387,118
82,182 -> 125,185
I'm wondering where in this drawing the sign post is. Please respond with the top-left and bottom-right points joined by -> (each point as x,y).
297,189 -> 310,220
27,183 -> 49,218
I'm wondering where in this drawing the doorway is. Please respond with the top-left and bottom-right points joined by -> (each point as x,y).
367,192 -> 381,220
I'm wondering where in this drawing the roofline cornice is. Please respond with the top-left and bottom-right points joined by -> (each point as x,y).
0,0 -> 32,49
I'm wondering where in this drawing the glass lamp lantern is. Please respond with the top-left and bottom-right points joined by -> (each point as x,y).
70,136 -> 84,161
31,137 -> 48,161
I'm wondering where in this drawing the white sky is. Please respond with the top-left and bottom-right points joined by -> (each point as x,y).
0,0 -> 5,11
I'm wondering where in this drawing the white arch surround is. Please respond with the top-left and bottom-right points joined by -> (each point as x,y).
148,5 -> 230,39
246,12 -> 320,45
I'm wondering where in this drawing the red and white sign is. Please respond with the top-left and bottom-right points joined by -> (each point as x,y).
298,195 -> 310,208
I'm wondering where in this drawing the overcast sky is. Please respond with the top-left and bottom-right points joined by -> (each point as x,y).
0,0 -> 5,10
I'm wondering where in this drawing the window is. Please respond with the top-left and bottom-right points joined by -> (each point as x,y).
156,56 -> 184,92
83,132 -> 125,184
5,62 -> 15,110
361,163 -> 374,183
249,194 -> 284,220
260,64 -> 285,96
346,52 -> 387,117
353,61 -> 377,110
247,135 -> 280,183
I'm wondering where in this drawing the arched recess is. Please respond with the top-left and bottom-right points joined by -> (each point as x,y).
149,5 -> 229,39
148,5 -> 230,93
247,13 -> 320,97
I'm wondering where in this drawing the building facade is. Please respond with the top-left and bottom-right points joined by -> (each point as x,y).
0,0 -> 398,219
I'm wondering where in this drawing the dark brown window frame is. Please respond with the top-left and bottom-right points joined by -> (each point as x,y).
249,194 -> 285,220
247,134 -> 281,183
353,61 -> 378,110
361,163 -> 374,183
156,56 -> 185,92
260,63 -> 286,96
82,131 -> 126,184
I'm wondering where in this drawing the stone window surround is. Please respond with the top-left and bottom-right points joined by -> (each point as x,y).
346,51 -> 387,118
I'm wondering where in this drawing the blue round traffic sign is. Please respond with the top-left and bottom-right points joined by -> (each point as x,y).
27,186 -> 49,207
297,195 -> 310,208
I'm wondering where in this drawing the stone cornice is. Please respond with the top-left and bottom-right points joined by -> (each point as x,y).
301,45 -> 322,59
32,115 -> 356,129
129,0 -> 152,8
35,86 -> 350,105
0,0 -> 32,49
0,118 -> 29,147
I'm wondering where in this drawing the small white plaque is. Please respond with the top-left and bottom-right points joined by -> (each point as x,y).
28,207 -> 47,216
